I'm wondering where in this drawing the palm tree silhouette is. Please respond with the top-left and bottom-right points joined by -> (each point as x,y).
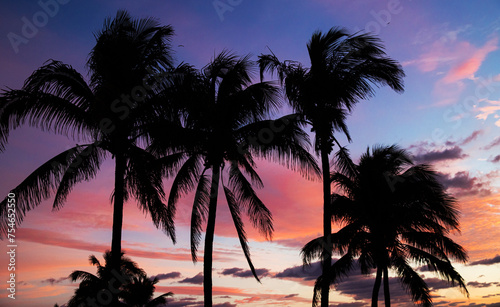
258,27 -> 405,306
302,145 -> 469,306
0,11 -> 177,276
67,251 -> 172,307
121,275 -> 173,307
154,51 -> 320,306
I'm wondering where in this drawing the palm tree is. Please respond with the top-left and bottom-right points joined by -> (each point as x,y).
0,11 -> 177,276
68,251 -> 172,307
121,275 -> 173,307
302,145 -> 469,306
258,27 -> 405,306
152,51 -> 320,306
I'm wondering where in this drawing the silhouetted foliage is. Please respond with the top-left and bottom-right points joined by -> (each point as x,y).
0,10 -> 179,274
67,251 -> 172,307
150,50 -> 320,306
259,27 -> 405,307
302,145 -> 468,307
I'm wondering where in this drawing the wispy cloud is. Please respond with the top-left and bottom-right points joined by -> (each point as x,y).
151,272 -> 182,281
442,37 -> 498,84
482,136 -> 500,150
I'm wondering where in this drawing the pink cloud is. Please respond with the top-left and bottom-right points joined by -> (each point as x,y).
406,36 -> 498,106
442,37 -> 498,84
16,228 -> 195,262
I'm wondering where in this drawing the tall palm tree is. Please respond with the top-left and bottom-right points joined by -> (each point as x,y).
258,27 -> 405,306
302,145 -> 469,306
152,51 -> 320,306
0,11 -> 177,275
68,251 -> 172,307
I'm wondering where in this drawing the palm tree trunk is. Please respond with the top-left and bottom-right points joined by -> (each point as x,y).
372,266 -> 383,307
111,152 -> 126,305
383,266 -> 390,307
111,153 -> 126,268
203,165 -> 220,307
320,141 -> 332,307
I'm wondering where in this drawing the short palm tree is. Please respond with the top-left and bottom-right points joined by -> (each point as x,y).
259,27 -> 405,306
121,275 -> 173,307
302,145 -> 469,306
68,251 -> 172,307
0,11 -> 177,275
152,51 -> 320,306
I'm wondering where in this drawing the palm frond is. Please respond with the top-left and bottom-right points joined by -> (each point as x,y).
167,155 -> 203,222
0,89 -> 91,151
53,142 -> 106,210
240,114 -> 321,179
0,146 -> 92,237
126,145 -> 175,242
191,173 -> 210,262
391,255 -> 432,306
228,162 -> 273,240
223,186 -> 260,282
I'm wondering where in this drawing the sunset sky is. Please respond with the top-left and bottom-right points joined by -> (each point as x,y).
1,1 -> 500,306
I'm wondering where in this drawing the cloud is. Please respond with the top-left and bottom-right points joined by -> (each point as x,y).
41,277 -> 69,285
219,267 -> 270,278
151,272 -> 181,280
406,34 -> 498,106
16,228 -> 196,262
442,37 -> 498,83
458,130 -> 483,145
490,155 -> 500,163
467,281 -> 499,288
437,171 -> 492,198
166,297 -> 237,307
235,296 -> 262,304
482,136 -> 500,150
179,272 -> 204,285
274,261 -> 323,282
413,146 -> 468,164
469,255 -> 500,266
282,293 -> 299,299
476,105 -> 500,121
438,171 -> 476,189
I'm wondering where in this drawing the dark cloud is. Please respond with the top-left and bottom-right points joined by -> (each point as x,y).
490,154 -> 500,163
151,271 -> 181,281
274,261 -> 323,281
469,255 -> 500,266
179,272 -> 204,285
437,171 -> 492,198
41,277 -> 68,285
438,171 -> 476,189
220,267 -> 270,278
413,146 -> 468,164
482,293 -> 500,298
283,293 -> 299,299
482,136 -> 500,150
467,281 -> 499,288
